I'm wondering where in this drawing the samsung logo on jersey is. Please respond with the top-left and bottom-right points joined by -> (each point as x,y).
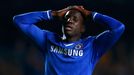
50,45 -> 83,56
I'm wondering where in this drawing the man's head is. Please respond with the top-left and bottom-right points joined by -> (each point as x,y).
63,9 -> 85,38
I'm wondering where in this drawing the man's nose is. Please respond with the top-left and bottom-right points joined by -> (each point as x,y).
67,18 -> 73,23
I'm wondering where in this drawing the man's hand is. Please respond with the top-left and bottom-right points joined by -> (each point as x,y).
73,6 -> 92,17
52,6 -> 71,20
52,5 -> 92,20
52,6 -> 82,19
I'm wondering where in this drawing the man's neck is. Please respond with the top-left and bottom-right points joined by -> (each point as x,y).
65,35 -> 81,43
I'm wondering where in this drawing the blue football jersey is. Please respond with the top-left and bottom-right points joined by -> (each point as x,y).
13,10 -> 125,75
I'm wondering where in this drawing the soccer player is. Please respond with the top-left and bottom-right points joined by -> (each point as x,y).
13,6 -> 125,75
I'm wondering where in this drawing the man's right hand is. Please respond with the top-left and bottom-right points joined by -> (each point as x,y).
52,7 -> 70,20
51,6 -> 81,20
51,5 -> 91,20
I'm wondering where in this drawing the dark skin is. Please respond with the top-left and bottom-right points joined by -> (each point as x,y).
63,10 -> 85,42
52,6 -> 91,42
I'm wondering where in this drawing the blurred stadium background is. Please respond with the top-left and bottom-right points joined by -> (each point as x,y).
0,0 -> 133,75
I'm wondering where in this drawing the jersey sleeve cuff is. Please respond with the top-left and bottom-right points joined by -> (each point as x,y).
46,10 -> 53,20
92,12 -> 98,21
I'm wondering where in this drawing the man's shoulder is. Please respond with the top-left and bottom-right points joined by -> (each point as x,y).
43,30 -> 62,42
81,36 -> 96,45
84,36 -> 96,41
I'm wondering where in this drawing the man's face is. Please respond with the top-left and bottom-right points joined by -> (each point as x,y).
63,10 -> 85,37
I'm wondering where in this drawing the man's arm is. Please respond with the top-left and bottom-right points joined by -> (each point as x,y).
13,10 -> 53,48
72,6 -> 125,60
13,6 -> 76,48
92,12 -> 125,58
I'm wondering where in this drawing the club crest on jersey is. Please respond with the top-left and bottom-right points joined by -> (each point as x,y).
75,44 -> 83,49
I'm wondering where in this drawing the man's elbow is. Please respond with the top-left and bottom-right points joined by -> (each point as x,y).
119,23 -> 125,33
13,15 -> 22,25
115,23 -> 125,36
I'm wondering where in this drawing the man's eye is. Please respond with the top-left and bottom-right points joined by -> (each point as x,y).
73,17 -> 78,22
